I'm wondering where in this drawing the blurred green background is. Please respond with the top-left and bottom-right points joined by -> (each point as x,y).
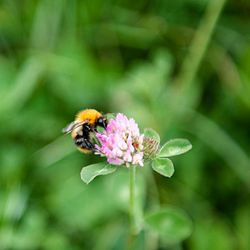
0,0 -> 250,249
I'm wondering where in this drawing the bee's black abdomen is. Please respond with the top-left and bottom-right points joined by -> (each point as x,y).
75,136 -> 94,150
74,125 -> 95,151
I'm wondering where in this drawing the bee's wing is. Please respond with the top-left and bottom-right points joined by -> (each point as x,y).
62,120 -> 88,134
62,121 -> 77,134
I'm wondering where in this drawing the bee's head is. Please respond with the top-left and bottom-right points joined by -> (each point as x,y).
96,116 -> 107,129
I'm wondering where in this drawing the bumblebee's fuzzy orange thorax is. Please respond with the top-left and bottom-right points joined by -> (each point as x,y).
75,109 -> 102,125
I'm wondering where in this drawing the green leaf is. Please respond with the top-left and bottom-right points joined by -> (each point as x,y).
145,207 -> 192,244
80,162 -> 117,184
158,139 -> 192,158
152,158 -> 174,177
105,113 -> 116,120
144,128 -> 160,143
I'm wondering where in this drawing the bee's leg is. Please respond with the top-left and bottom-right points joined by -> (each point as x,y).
75,137 -> 95,151
82,124 -> 93,134
83,138 -> 95,151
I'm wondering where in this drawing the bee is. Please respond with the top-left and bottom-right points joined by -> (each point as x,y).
63,109 -> 107,154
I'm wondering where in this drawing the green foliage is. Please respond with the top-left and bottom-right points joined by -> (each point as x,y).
144,128 -> 161,143
152,158 -> 175,178
145,207 -> 192,245
157,139 -> 192,158
144,129 -> 191,178
80,162 -> 117,184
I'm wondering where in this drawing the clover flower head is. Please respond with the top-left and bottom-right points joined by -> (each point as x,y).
95,113 -> 144,166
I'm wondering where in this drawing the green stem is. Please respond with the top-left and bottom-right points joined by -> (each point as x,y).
129,165 -> 137,235
166,0 -> 227,125
175,0 -> 227,90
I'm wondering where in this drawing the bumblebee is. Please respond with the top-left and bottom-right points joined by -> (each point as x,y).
63,109 -> 107,153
